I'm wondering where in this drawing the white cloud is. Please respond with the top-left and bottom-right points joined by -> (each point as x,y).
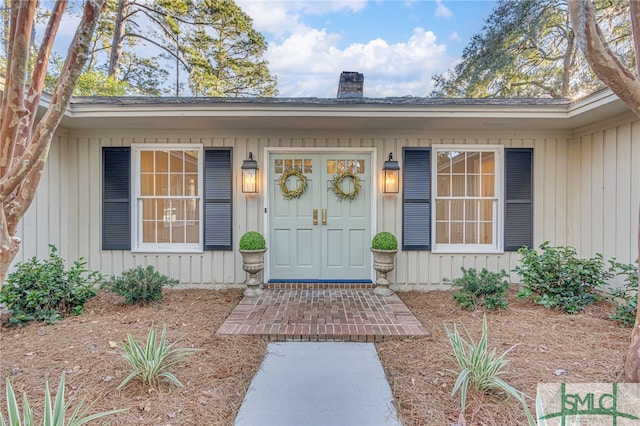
434,0 -> 453,18
267,27 -> 449,97
450,31 -> 461,42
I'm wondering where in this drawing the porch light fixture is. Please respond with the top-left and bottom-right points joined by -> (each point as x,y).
383,152 -> 400,193
241,152 -> 259,193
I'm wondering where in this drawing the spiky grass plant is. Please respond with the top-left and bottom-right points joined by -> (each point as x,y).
118,325 -> 199,390
445,316 -> 535,425
0,373 -> 122,426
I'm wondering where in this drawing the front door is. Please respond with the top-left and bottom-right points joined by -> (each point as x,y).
269,153 -> 372,281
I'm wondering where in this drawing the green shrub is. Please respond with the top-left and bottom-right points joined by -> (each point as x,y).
101,265 -> 178,305
239,231 -> 266,250
371,232 -> 397,251
445,316 -> 535,425
0,373 -> 123,426
514,242 -> 611,314
118,325 -> 199,390
0,246 -> 102,325
608,259 -> 638,327
447,267 -> 509,311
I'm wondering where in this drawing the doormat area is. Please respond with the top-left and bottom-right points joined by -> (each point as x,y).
216,288 -> 430,342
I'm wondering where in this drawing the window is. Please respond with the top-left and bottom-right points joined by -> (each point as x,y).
433,146 -> 503,252
133,145 -> 202,252
102,147 -> 233,252
402,146 -> 532,253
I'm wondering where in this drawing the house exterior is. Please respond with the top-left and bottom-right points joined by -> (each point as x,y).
10,81 -> 640,289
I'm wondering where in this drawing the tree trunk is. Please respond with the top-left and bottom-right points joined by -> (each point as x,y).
0,0 -> 105,289
108,0 -> 129,80
567,0 -> 640,383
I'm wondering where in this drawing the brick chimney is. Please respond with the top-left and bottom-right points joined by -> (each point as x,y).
337,71 -> 364,98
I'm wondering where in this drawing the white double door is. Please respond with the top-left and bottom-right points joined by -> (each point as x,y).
268,152 -> 372,282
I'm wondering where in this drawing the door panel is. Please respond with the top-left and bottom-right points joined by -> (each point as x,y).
269,153 -> 371,281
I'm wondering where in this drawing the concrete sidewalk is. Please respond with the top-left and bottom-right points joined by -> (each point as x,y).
234,342 -> 401,426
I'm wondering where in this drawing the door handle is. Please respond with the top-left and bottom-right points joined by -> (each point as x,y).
313,209 -> 318,225
322,209 -> 327,225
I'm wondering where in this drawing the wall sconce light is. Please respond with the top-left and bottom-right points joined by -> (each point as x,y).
241,152 -> 259,193
383,152 -> 400,193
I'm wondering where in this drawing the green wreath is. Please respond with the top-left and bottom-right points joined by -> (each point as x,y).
279,167 -> 308,200
331,171 -> 361,201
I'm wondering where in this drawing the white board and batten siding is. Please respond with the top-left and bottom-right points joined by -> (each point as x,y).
14,119 -> 640,289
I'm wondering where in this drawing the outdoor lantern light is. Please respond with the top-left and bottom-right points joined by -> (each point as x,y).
383,152 -> 400,193
241,152 -> 259,193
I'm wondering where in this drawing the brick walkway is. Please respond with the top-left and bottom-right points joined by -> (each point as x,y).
217,285 -> 430,342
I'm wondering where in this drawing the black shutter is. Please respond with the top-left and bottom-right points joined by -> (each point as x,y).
402,148 -> 431,250
504,148 -> 533,251
204,149 -> 232,250
102,147 -> 131,250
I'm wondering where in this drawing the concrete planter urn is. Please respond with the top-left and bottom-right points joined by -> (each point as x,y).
371,232 -> 398,296
239,231 -> 267,296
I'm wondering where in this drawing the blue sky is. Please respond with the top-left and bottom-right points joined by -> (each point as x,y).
234,0 -> 498,97
48,0 -> 498,98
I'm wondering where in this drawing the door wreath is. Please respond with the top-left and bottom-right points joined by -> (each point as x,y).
279,167 -> 308,200
330,171 -> 361,201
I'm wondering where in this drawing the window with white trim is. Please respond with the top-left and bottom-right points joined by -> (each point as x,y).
132,145 -> 203,252
433,146 -> 503,252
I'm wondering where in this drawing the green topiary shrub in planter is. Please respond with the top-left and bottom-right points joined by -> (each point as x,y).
371,232 -> 398,251
239,231 -> 266,251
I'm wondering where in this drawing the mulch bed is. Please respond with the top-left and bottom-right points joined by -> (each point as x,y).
376,289 -> 631,425
0,287 -> 632,425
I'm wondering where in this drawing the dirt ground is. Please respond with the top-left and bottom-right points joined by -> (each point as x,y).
0,287 -> 632,425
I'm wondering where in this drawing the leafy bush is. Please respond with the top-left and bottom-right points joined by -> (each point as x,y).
0,373 -> 122,426
445,316 -> 535,425
0,246 -> 102,325
608,259 -> 638,327
371,232 -> 398,251
514,242 -> 611,314
239,231 -> 266,250
447,267 -> 509,311
118,325 -> 199,390
101,265 -> 178,305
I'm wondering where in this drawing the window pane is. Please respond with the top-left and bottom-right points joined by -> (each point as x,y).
482,152 -> 495,173
467,174 -> 479,196
327,160 -> 335,174
170,175 -> 183,196
465,222 -> 478,244
157,220 -> 170,243
142,199 -> 155,220
173,223 -> 185,243
142,221 -> 156,243
452,175 -> 464,196
141,151 -> 154,172
465,200 -> 478,220
451,199 -> 463,220
451,153 -> 465,173
275,159 -> 283,174
185,174 -> 198,196
186,221 -> 199,243
450,222 -> 463,244
156,174 -> 168,196
480,200 -> 494,221
482,175 -> 495,197
141,174 -> 154,196
437,175 -> 450,196
437,152 -> 451,173
480,222 -> 493,244
304,159 -> 312,173
156,151 -> 169,172
436,222 -> 449,244
436,200 -> 449,220
170,151 -> 184,173
185,151 -> 198,173
466,152 -> 480,173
